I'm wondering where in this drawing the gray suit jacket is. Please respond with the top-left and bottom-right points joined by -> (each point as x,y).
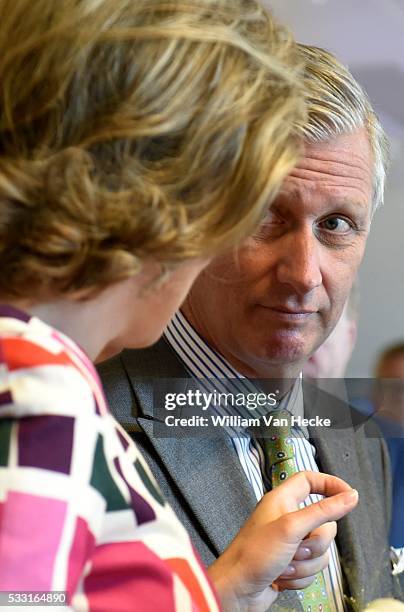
98,338 -> 403,610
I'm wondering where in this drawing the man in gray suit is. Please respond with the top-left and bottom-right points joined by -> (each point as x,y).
99,46 -> 403,609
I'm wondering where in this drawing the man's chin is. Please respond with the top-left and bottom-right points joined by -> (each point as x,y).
248,334 -> 313,374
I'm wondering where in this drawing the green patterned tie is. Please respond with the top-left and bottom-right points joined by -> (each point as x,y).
261,409 -> 331,612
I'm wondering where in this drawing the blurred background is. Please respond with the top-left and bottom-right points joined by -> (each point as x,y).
265,0 -> 404,377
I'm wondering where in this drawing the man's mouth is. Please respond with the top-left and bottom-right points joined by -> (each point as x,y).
258,305 -> 318,321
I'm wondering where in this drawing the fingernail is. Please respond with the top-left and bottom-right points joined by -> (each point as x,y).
343,489 -> 358,505
282,565 -> 296,576
298,547 -> 312,559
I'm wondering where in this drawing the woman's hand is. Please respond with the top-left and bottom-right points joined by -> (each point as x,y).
207,471 -> 358,612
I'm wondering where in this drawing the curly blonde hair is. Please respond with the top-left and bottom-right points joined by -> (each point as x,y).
0,0 -> 304,300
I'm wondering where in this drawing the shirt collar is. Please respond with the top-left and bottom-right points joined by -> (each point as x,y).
164,310 -> 304,420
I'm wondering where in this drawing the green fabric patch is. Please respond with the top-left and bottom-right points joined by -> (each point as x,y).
134,458 -> 165,507
0,419 -> 13,466
90,435 -> 130,512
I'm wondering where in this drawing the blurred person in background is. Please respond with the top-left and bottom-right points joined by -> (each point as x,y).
376,343 -> 404,385
374,344 -> 404,564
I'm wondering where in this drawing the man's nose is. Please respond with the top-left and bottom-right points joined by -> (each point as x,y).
276,229 -> 322,295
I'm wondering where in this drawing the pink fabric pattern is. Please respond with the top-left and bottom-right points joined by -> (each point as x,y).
0,305 -> 219,611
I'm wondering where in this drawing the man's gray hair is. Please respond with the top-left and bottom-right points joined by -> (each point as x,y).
298,44 -> 389,215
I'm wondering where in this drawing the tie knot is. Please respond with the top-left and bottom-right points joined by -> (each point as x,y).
259,408 -> 293,438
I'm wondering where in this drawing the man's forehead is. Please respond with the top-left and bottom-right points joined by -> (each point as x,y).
278,129 -> 374,208
278,173 -> 372,211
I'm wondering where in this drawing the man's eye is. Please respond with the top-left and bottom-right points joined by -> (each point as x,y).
319,216 -> 353,233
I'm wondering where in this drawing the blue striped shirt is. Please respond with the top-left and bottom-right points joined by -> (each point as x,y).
165,310 -> 346,612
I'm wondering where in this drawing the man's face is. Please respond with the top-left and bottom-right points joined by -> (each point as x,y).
377,355 -> 404,379
375,355 -> 404,424
183,128 -> 373,377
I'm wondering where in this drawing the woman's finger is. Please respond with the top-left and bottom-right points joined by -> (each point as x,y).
278,551 -> 330,580
270,487 -> 358,546
293,522 -> 337,560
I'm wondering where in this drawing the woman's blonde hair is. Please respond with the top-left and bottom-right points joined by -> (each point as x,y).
0,0 -> 304,300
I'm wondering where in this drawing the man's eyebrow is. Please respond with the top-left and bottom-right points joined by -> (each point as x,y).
323,199 -> 370,213
314,198 -> 367,210
269,194 -> 370,217
266,200 -> 283,213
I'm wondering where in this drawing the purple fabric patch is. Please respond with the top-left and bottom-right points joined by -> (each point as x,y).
0,305 -> 31,322
18,415 -> 74,474
116,428 -> 129,451
113,457 -> 156,526
93,396 -> 102,416
0,390 -> 13,406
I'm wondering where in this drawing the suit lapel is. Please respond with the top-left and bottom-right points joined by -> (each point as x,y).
305,384 -> 382,608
